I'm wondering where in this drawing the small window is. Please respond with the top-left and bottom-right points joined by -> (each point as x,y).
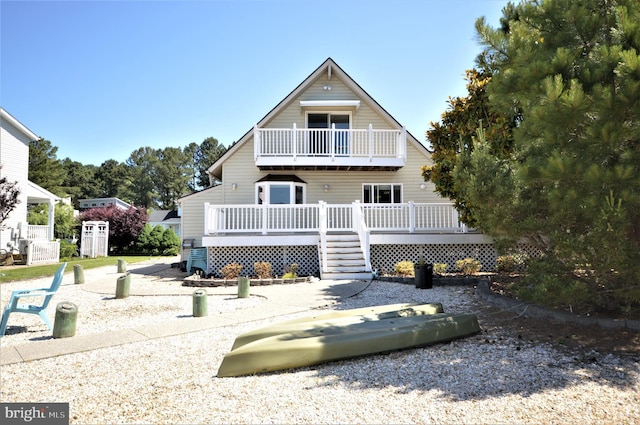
256,182 -> 306,205
363,184 -> 402,204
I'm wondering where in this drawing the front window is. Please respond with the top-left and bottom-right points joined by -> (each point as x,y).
257,182 -> 306,204
363,184 -> 402,204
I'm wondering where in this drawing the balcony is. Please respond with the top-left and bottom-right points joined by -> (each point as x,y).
254,124 -> 406,171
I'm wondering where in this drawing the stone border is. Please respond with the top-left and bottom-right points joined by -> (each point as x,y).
476,279 -> 640,332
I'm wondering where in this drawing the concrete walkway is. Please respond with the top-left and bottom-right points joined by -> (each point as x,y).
1,258 -> 371,365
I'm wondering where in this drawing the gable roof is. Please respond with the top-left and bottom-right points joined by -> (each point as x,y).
205,58 -> 427,180
0,107 -> 39,141
148,210 -> 180,223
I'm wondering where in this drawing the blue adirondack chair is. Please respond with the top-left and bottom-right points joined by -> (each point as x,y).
186,248 -> 207,275
0,262 -> 67,337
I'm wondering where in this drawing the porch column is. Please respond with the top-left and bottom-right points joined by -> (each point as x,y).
48,200 -> 55,240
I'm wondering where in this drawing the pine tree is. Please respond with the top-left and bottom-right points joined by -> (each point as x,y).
470,0 -> 640,312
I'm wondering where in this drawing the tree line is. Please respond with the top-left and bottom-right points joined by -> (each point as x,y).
28,136 -> 227,210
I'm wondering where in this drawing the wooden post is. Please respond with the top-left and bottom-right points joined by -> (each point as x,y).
74,264 -> 85,284
193,289 -> 208,317
116,273 -> 131,299
238,277 -> 250,298
53,302 -> 77,338
117,258 -> 127,273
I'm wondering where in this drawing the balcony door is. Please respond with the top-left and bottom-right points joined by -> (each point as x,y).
307,113 -> 350,155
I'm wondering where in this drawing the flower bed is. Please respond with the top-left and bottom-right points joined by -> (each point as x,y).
183,276 -> 311,287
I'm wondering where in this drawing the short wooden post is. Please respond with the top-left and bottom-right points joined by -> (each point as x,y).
193,289 -> 208,317
53,302 -> 77,338
238,277 -> 250,298
116,273 -> 131,299
74,264 -> 85,284
117,258 -> 127,273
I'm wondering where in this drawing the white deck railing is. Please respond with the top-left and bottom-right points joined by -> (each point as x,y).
254,124 -> 406,160
204,202 -> 464,235
23,240 -> 60,265
25,225 -> 51,240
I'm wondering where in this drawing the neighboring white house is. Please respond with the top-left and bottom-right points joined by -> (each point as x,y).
79,197 -> 131,211
148,209 -> 181,237
178,58 -> 499,280
0,107 -> 60,265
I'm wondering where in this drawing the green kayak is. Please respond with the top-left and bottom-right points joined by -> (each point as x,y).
217,305 -> 480,378
231,302 -> 445,350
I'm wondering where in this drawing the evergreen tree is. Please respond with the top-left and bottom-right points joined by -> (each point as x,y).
468,0 -> 640,312
28,138 -> 65,196
160,227 -> 180,256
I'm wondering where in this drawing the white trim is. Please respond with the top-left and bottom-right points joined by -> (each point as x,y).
362,183 -> 403,204
0,108 -> 39,141
300,100 -> 360,110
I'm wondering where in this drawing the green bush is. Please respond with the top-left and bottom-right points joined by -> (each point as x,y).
283,263 -> 299,279
455,258 -> 482,275
433,263 -> 448,275
394,260 -> 415,277
59,239 -> 78,259
134,224 -> 180,255
496,253 -> 528,273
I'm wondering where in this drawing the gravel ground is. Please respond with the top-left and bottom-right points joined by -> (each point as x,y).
1,274 -> 639,424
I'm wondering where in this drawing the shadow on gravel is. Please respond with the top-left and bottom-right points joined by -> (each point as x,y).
307,281 -> 639,401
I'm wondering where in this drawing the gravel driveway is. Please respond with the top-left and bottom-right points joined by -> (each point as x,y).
1,267 -> 638,424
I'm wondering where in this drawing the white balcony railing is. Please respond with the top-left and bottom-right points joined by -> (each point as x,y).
204,202 -> 464,235
254,124 -> 406,167
25,225 -> 51,240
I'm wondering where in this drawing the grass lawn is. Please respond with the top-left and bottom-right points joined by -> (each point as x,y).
0,256 -> 171,284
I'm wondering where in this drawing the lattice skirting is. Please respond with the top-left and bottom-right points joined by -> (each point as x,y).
207,246 -> 319,278
205,243 -> 541,277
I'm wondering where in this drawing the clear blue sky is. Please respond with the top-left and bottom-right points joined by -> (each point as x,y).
1,0 -> 509,166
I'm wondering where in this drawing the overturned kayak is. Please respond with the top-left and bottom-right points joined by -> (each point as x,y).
231,302 -> 445,350
217,305 -> 480,377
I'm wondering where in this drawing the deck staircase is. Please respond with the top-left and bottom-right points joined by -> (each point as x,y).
319,233 -> 371,281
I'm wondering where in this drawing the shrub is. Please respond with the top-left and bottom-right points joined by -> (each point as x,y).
59,239 -> 78,259
160,228 -> 180,256
455,258 -> 482,275
283,263 -> 299,279
433,263 -> 448,275
254,261 -> 272,279
496,253 -> 528,273
220,262 -> 243,279
394,260 -> 415,277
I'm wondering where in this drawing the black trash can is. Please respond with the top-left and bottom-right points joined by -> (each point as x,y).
415,263 -> 433,289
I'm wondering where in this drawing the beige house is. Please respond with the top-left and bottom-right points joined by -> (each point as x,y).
178,58 -> 494,280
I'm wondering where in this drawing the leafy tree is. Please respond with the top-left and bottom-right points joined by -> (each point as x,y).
134,224 -> 180,255
80,205 -> 147,253
95,159 -> 134,201
464,0 -> 640,312
0,165 -> 20,228
26,202 -> 76,239
60,159 -> 101,207
423,69 -> 515,226
28,138 -> 65,196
